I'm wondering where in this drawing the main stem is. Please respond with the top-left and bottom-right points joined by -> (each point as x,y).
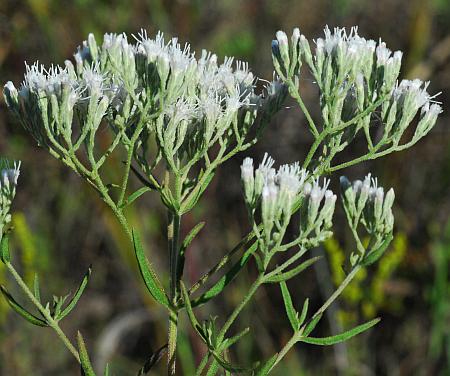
168,210 -> 181,375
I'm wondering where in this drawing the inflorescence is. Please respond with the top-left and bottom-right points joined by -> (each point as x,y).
4,30 -> 287,170
272,26 -> 442,148
0,160 -> 21,239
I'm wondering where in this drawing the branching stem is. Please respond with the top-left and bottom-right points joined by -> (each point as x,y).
5,262 -> 81,363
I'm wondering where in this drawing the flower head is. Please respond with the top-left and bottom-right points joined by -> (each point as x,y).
0,160 -> 21,234
340,174 -> 395,236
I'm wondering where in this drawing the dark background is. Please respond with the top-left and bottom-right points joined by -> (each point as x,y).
0,0 -> 449,375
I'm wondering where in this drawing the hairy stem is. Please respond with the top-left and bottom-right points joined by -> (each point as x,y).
287,79 -> 319,138
196,352 -> 211,376
218,274 -> 264,343
168,210 -> 181,375
5,262 -> 80,363
205,275 -> 264,375
312,265 -> 360,319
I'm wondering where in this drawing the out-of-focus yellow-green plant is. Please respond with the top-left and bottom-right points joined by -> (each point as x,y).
325,233 -> 407,326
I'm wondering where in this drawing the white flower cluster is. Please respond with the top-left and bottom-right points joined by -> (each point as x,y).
0,161 -> 21,235
272,26 -> 442,142
299,178 -> 337,240
3,30 -> 287,164
241,154 -> 307,214
389,79 -> 442,145
241,154 -> 335,249
340,174 -> 394,237
4,61 -> 110,148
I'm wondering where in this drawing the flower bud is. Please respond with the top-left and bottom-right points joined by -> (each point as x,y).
241,158 -> 255,206
87,33 -> 98,61
3,81 -> 19,113
0,160 -> 21,231
275,30 -> 290,70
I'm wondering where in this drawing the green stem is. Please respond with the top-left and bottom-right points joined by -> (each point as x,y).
117,143 -> 134,208
287,79 -> 319,138
168,308 -> 178,376
270,265 -> 361,371
312,265 -> 360,319
196,352 -> 211,376
303,131 -> 327,169
5,262 -> 80,363
205,275 -> 264,375
217,274 -> 263,343
167,210 -> 181,375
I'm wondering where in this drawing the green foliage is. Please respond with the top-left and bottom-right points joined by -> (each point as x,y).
280,280 -> 300,331
0,235 -> 10,264
136,344 -> 168,375
77,332 -> 97,376
132,230 -> 169,308
0,285 -> 48,327
299,318 -> 380,346
57,266 -> 92,321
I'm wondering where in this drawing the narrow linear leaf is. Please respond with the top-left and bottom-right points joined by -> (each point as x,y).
124,186 -> 152,208
254,353 -> 278,376
129,164 -> 159,190
266,256 -> 322,283
219,327 -> 250,351
280,281 -> 299,331
303,313 -> 323,336
132,230 -> 169,308
33,274 -> 41,303
181,172 -> 215,214
299,318 -> 381,346
177,222 -> 205,280
192,242 -> 257,307
0,285 -> 48,327
53,295 -> 68,318
211,350 -> 254,373
180,282 -> 204,338
1,234 -> 10,263
182,222 -> 205,250
77,332 -> 96,376
136,343 -> 168,375
298,298 -> 309,327
58,266 -> 92,321
361,235 -> 393,266
206,359 -> 220,376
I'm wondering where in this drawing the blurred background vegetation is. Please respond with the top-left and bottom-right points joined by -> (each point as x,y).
0,0 -> 449,375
